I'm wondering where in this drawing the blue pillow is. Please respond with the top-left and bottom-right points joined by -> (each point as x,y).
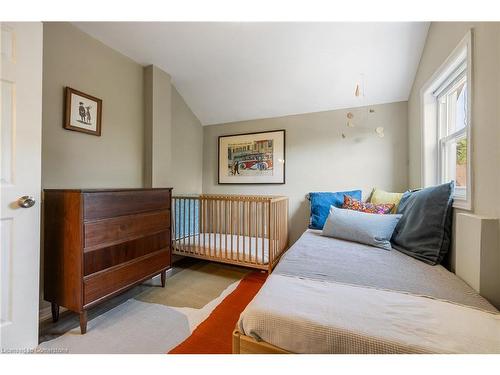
322,206 -> 402,250
308,190 -> 362,229
391,182 -> 454,265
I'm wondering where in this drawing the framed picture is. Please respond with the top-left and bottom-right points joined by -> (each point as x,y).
64,87 -> 102,136
218,130 -> 285,184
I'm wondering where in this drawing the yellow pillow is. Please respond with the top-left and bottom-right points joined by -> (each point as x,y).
369,188 -> 403,214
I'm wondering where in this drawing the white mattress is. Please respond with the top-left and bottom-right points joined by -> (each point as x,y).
173,233 -> 269,264
238,230 -> 500,353
239,273 -> 500,354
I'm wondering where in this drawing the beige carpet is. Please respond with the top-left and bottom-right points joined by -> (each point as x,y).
136,262 -> 250,308
38,261 -> 250,353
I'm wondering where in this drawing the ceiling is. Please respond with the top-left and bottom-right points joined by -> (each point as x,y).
73,22 -> 429,125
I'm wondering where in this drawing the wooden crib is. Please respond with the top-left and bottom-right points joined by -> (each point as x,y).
172,194 -> 289,272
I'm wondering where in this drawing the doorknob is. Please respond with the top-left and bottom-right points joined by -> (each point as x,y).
18,196 -> 36,208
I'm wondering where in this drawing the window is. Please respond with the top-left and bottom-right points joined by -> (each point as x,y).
435,65 -> 468,201
421,30 -> 472,210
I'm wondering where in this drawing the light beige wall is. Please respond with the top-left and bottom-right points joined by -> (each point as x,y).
202,101 -> 409,244
42,22 -> 144,188
408,22 -> 500,216
143,65 -> 173,188
408,22 -> 500,306
40,24 -> 204,317
172,87 -> 203,194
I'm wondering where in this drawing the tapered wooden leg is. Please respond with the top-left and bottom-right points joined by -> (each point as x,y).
161,270 -> 166,288
51,302 -> 59,322
80,310 -> 88,334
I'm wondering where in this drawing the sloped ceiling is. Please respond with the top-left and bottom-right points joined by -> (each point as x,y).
73,22 -> 429,125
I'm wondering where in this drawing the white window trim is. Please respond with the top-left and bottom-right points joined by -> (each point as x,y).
420,30 -> 473,211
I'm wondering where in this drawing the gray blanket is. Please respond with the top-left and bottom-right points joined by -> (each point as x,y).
274,230 -> 497,312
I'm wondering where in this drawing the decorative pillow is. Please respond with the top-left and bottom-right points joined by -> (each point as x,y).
322,206 -> 402,250
308,190 -> 362,230
391,181 -> 454,265
343,195 -> 394,214
369,188 -> 403,213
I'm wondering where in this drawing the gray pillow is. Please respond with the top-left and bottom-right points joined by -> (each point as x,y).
391,182 -> 454,265
322,206 -> 402,250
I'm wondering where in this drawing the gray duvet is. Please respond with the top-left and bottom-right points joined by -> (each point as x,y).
275,230 -> 496,312
238,230 -> 500,353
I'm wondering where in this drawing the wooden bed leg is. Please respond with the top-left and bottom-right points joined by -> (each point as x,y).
161,270 -> 166,288
80,310 -> 88,334
51,302 -> 59,322
232,330 -> 241,354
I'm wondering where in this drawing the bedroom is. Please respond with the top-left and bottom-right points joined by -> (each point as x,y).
1,0 -> 500,371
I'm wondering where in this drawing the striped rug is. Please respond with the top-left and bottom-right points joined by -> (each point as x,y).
38,261 -> 264,354
169,271 -> 267,354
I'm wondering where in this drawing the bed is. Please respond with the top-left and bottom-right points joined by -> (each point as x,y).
234,229 -> 500,354
172,194 -> 288,272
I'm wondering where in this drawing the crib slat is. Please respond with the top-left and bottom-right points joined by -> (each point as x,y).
267,200 -> 271,271
274,201 -> 277,263
218,199 -> 222,259
172,197 -> 176,252
182,198 -> 186,251
261,202 -> 264,265
188,198 -> 191,251
203,197 -> 206,256
278,200 -> 281,254
241,200 -> 244,262
208,198 -> 211,256
230,200 -> 233,260
237,201 -> 241,262
224,200 -> 228,259
196,197 -> 200,253
255,201 -> 258,263
213,198 -> 216,257
248,201 -> 252,263
246,201 -> 250,262
210,199 -> 214,257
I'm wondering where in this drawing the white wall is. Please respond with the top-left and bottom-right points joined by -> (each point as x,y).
42,22 -> 145,189
202,101 -> 409,244
171,87 -> 203,194
407,22 -> 500,306
408,22 -> 500,212
40,24 -> 204,318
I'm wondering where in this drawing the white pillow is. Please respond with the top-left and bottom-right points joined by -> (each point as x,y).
322,206 -> 402,250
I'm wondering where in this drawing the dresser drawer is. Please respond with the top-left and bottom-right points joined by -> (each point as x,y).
83,250 -> 170,306
83,190 -> 171,221
84,230 -> 171,275
84,210 -> 171,250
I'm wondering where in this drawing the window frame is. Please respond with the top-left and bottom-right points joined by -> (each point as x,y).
435,67 -> 468,202
420,30 -> 473,210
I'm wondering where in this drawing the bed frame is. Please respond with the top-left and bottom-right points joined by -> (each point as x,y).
172,194 -> 289,272
232,329 -> 291,354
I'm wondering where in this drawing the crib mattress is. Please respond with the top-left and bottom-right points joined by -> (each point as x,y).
173,233 -> 269,264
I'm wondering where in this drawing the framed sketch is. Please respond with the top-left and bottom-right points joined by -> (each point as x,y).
218,130 -> 285,184
64,87 -> 102,136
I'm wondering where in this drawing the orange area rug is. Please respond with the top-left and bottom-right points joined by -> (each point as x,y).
168,271 -> 267,354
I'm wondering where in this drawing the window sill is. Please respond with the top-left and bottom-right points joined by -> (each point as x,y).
453,198 -> 472,211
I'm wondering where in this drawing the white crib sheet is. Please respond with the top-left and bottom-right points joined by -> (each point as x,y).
173,233 -> 270,264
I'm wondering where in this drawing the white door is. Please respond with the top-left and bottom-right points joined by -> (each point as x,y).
0,22 -> 43,351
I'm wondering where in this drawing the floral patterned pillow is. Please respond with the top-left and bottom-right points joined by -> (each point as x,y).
342,195 -> 394,214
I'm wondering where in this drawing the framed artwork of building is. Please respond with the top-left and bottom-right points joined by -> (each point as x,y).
218,130 -> 285,184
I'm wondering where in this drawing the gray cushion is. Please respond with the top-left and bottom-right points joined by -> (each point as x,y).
322,206 -> 402,250
391,182 -> 454,265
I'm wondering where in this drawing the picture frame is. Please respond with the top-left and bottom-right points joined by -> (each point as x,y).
218,129 -> 285,184
64,87 -> 102,136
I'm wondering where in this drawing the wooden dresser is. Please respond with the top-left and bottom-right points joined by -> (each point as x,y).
43,188 -> 172,334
